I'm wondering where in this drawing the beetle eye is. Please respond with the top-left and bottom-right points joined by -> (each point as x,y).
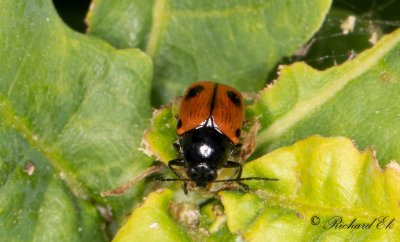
207,169 -> 217,182
187,167 -> 197,179
187,165 -> 217,186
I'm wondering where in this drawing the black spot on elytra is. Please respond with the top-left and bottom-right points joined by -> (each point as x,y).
227,91 -> 241,108
235,129 -> 241,138
185,85 -> 204,100
177,119 -> 182,129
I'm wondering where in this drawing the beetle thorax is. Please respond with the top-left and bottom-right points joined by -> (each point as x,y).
180,118 -> 233,187
180,125 -> 233,187
181,126 -> 232,165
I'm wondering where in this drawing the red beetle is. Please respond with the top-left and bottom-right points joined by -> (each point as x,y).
158,82 -> 278,193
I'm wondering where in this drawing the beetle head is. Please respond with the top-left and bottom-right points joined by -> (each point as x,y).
187,163 -> 217,188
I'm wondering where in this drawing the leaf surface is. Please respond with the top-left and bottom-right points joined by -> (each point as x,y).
117,136 -> 400,241
113,189 -> 191,242
0,0 -> 153,239
87,0 -> 332,105
248,28 -> 400,166
137,28 -> 400,241
222,136 -> 400,240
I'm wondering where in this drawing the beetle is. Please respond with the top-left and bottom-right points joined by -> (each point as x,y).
157,82 -> 278,194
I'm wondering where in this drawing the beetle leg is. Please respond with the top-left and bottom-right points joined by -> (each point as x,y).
231,143 -> 243,157
168,158 -> 189,194
233,143 -> 243,149
173,142 -> 182,154
168,158 -> 186,178
224,161 -> 249,192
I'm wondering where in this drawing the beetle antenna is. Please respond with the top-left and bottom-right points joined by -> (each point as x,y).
154,177 -> 278,182
154,177 -> 190,182
213,177 -> 279,182
155,177 -> 190,194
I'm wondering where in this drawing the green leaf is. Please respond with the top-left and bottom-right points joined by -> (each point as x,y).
114,188 -> 238,242
136,27 -> 400,241
220,192 -> 264,233
0,0 -> 153,239
248,28 -> 400,167
221,135 -> 400,240
113,189 -> 191,242
199,201 -> 241,241
115,136 -> 400,241
87,0 -> 332,105
142,99 -> 181,163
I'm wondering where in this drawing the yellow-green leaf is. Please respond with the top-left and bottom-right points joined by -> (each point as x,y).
113,189 -> 191,242
248,28 -> 400,167
118,136 -> 400,240
221,136 -> 400,241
